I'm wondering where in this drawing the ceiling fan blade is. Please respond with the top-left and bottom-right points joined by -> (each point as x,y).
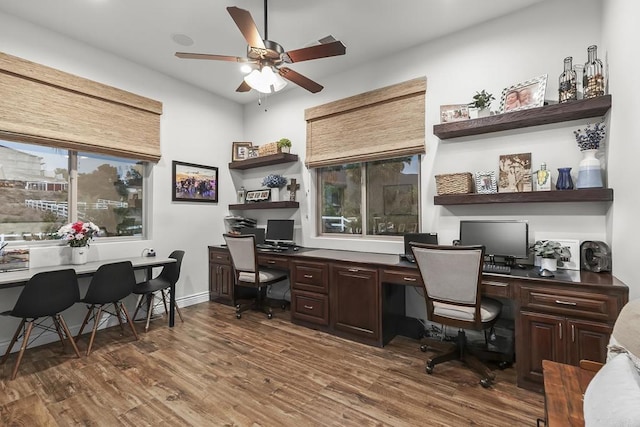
175,52 -> 253,62
284,40 -> 346,63
279,67 -> 323,93
236,80 -> 252,92
227,6 -> 266,50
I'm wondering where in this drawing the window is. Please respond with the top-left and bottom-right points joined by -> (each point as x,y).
0,140 -> 145,242
318,155 -> 419,236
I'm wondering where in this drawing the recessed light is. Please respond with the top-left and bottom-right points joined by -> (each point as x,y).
171,33 -> 194,47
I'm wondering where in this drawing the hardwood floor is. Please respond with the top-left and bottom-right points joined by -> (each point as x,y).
0,302 -> 544,426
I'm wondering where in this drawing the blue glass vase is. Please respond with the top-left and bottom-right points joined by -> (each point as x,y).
556,167 -> 574,190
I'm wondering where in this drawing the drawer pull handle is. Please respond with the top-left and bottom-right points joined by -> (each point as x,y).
303,274 -> 313,279
559,323 -> 563,340
216,256 -> 223,259
571,324 -> 575,342
303,305 -> 314,310
267,261 -> 276,264
555,300 -> 577,306
403,277 -> 417,282
348,268 -> 359,272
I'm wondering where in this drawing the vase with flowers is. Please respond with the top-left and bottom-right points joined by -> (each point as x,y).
57,221 -> 100,264
574,122 -> 605,189
532,240 -> 571,273
262,174 -> 288,201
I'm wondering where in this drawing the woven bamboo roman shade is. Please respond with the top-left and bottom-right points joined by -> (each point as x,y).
304,77 -> 426,168
0,52 -> 162,162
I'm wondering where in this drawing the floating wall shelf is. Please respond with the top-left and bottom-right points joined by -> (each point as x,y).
434,188 -> 613,205
228,153 -> 299,170
228,201 -> 300,210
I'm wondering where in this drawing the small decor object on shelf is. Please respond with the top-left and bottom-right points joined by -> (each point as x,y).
232,142 -> 252,162
237,186 -> 246,204
258,142 -> 279,156
261,173 -> 288,201
583,45 -> 605,99
556,167 -> 574,190
277,138 -> 292,153
172,161 -> 218,203
468,90 -> 494,119
498,153 -> 532,193
574,122 -> 605,188
434,172 -> 473,195
475,171 -> 498,194
57,221 -> 100,265
532,240 -> 571,274
440,104 -> 470,123
500,74 -> 547,113
558,56 -> 577,103
287,178 -> 300,201
245,189 -> 271,202
248,147 -> 260,158
534,163 -> 551,191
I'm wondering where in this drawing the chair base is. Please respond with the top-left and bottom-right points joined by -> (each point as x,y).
234,286 -> 274,319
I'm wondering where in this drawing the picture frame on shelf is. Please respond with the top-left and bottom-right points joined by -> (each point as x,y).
498,153 -> 532,193
248,147 -> 260,158
172,161 -> 218,203
499,74 -> 547,113
232,142 -> 252,162
475,171 -> 498,194
245,189 -> 271,202
439,104 -> 470,123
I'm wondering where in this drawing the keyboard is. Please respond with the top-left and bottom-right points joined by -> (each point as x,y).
256,243 -> 276,249
482,263 -> 511,274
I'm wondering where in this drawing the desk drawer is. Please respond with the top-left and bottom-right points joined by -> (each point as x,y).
258,255 -> 289,270
292,261 -> 328,293
291,290 -> 329,325
482,280 -> 511,299
209,251 -> 230,264
381,269 -> 423,287
520,285 -> 619,321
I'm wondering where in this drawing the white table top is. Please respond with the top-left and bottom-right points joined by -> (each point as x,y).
0,256 -> 176,287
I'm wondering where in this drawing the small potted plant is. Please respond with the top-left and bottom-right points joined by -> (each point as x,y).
277,138 -> 292,154
531,240 -> 571,272
468,90 -> 495,119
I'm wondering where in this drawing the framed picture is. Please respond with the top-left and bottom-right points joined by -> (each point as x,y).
172,161 -> 218,203
248,147 -> 260,158
499,74 -> 547,113
232,142 -> 252,162
245,189 -> 270,202
475,171 -> 498,194
498,153 -> 532,193
439,104 -> 470,123
383,184 -> 418,215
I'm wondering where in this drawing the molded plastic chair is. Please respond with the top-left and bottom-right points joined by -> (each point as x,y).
76,261 -> 138,355
0,269 -> 81,380
410,243 -> 502,388
224,234 -> 288,319
132,250 -> 185,332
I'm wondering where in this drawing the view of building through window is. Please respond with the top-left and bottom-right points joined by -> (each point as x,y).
318,155 -> 419,236
0,140 -> 144,242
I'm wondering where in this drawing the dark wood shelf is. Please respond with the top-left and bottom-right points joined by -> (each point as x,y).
228,201 -> 300,210
228,152 -> 298,170
433,95 -> 611,139
434,188 -> 613,205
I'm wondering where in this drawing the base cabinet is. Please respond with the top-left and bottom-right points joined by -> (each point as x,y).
209,248 -> 233,305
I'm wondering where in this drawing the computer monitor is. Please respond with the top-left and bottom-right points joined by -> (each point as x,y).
240,227 -> 266,245
459,220 -> 529,259
404,233 -> 438,255
265,219 -> 294,245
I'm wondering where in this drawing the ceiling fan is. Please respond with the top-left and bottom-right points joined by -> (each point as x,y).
175,0 -> 346,94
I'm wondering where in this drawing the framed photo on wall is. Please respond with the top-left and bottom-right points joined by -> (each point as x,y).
439,104 -> 470,123
172,161 -> 218,203
499,74 -> 547,113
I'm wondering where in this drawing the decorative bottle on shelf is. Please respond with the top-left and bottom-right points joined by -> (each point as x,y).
534,163 -> 551,191
576,149 -> 603,188
583,45 -> 605,99
573,63 -> 584,100
556,167 -> 574,190
237,186 -> 246,204
558,57 -> 577,103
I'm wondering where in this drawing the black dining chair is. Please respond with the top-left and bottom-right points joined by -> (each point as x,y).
76,261 -> 139,356
0,269 -> 81,380
132,250 -> 185,332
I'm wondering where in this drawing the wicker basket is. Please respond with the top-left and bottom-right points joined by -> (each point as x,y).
435,172 -> 474,195
258,142 -> 279,156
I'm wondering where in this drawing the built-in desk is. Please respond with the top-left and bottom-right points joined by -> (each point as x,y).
208,246 -> 628,392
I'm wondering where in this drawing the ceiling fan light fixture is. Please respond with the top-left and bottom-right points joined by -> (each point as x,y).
244,66 -> 287,94
240,64 -> 253,74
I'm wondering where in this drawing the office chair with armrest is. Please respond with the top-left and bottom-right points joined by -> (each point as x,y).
1,269 -> 81,380
132,250 -> 185,332
223,234 -> 288,319
410,243 -> 502,388
76,261 -> 139,356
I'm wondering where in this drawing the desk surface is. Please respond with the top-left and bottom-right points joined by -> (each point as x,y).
0,256 -> 176,287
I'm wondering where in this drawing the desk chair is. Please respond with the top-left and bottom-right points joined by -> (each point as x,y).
410,243 -> 502,388
1,269 -> 81,380
132,250 -> 185,332
224,234 -> 287,319
76,261 -> 138,355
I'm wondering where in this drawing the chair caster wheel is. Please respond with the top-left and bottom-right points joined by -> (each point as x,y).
420,344 -> 428,352
480,378 -> 492,388
425,365 -> 434,374
267,312 -> 273,319
498,361 -> 511,370
236,313 -> 241,319
281,304 -> 287,310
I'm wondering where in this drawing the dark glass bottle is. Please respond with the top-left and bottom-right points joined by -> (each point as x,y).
583,45 -> 605,99
558,57 -> 577,103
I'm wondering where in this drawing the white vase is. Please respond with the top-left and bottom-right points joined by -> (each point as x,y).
270,187 -> 280,201
279,146 -> 290,154
540,257 -> 557,272
576,149 -> 603,189
71,246 -> 88,265
469,107 -> 490,119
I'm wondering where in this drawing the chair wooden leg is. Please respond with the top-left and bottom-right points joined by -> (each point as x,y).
132,295 -> 145,321
1,319 -> 25,365
76,304 -> 95,341
119,302 -> 139,340
10,320 -> 35,380
51,315 -> 66,348
57,314 -> 81,359
145,294 -> 154,332
161,290 -> 169,315
113,302 -> 125,333
86,306 -> 103,356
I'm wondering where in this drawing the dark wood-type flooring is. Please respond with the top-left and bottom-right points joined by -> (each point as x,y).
0,302 -> 544,426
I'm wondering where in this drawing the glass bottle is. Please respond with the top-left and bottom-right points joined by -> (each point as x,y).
535,162 -> 551,191
583,45 -> 605,99
558,57 -> 577,103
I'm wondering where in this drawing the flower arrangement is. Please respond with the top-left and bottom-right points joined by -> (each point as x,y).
531,240 -> 571,260
574,122 -> 606,151
57,221 -> 100,247
262,174 -> 287,188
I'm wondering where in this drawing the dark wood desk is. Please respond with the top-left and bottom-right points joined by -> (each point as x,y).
208,246 -> 628,391
0,257 -> 179,327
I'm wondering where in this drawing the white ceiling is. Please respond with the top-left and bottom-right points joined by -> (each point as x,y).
0,0 -> 545,104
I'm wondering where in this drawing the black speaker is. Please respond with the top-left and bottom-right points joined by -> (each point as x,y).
580,241 -> 611,272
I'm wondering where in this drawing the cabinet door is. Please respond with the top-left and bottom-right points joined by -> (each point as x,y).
330,265 -> 380,344
566,319 -> 612,365
518,311 -> 565,387
218,264 -> 234,302
209,263 -> 220,301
